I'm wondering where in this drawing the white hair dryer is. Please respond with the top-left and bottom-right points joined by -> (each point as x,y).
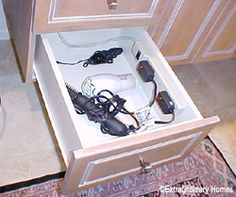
81,73 -> 136,97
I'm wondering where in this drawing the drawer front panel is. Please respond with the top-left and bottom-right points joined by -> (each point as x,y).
81,133 -> 201,185
63,116 -> 219,193
33,0 -> 159,33
50,0 -> 156,20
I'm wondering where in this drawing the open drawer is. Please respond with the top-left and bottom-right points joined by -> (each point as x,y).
33,27 -> 219,193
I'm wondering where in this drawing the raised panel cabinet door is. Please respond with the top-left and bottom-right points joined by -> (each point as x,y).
149,0 -> 217,65
149,0 -> 236,65
192,0 -> 236,63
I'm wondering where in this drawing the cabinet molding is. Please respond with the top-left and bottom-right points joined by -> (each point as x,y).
80,132 -> 201,186
48,0 -> 159,23
150,0 -> 235,65
193,0 -> 236,63
157,0 -> 184,49
202,3 -> 236,57
165,0 -> 221,62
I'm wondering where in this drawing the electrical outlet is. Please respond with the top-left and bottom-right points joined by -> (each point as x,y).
131,42 -> 144,61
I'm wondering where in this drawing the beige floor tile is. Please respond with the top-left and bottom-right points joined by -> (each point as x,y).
0,59 -> 65,185
0,40 -> 19,76
173,64 -> 222,115
227,104 -> 236,120
0,149 -> 65,186
174,59 -> 236,174
194,59 -> 236,108
209,123 -> 236,174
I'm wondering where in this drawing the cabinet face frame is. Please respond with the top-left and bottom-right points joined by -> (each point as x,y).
2,0 -> 35,81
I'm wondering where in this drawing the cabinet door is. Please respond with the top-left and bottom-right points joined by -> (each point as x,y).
149,0 -> 236,65
193,0 -> 236,63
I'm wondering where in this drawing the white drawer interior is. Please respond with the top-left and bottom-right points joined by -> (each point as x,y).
34,27 -> 202,164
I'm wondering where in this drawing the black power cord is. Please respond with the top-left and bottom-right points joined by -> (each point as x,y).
154,113 -> 175,124
149,80 -> 157,107
57,47 -> 123,67
136,61 -> 175,125
66,83 -> 139,137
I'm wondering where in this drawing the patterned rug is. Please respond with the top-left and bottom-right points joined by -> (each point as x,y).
0,138 -> 236,197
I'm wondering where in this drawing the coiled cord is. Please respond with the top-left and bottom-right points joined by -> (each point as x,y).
79,89 -> 140,132
66,83 -> 140,136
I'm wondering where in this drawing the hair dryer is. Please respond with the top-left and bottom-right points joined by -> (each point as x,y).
81,73 -> 136,97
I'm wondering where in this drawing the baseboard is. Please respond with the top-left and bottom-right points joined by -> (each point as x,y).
0,30 -> 9,40
0,171 -> 65,193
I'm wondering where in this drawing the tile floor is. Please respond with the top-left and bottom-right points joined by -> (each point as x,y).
0,39 -> 235,186
0,40 -> 65,186
173,59 -> 236,174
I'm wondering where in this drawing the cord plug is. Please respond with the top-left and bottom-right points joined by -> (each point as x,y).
136,60 -> 155,82
85,47 -> 123,66
56,47 -> 123,67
